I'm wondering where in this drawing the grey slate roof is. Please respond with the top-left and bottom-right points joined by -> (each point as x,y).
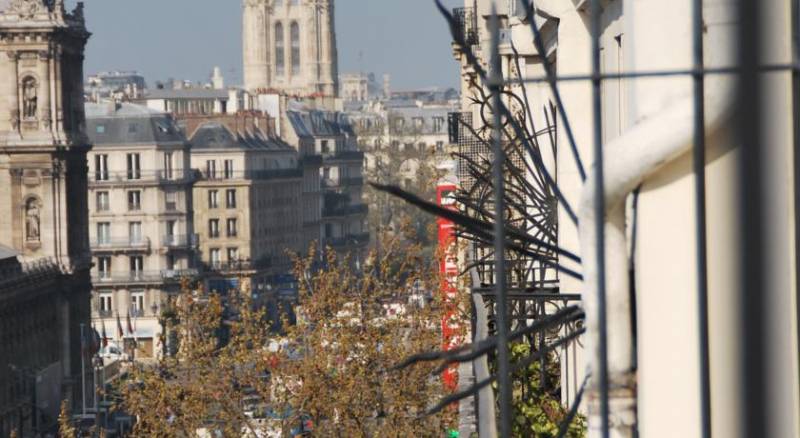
85,102 -> 186,146
189,123 -> 293,152
287,110 -> 356,138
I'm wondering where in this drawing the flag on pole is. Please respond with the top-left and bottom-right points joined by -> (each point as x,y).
126,310 -> 134,335
116,312 -> 124,339
101,320 -> 108,347
90,328 -> 101,357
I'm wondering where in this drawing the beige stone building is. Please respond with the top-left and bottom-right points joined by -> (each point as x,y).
85,102 -> 198,360
285,109 -> 368,259
188,122 -> 309,297
0,0 -> 92,434
242,0 -> 338,98
339,72 -> 372,102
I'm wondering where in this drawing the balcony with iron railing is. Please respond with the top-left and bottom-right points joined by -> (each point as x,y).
321,150 -> 365,163
92,269 -> 199,285
90,169 -> 194,186
325,232 -> 370,248
202,258 -> 271,273
162,234 -> 199,249
321,176 -> 365,189
91,237 -> 151,253
322,203 -> 369,218
196,168 -> 302,182
452,7 -> 479,47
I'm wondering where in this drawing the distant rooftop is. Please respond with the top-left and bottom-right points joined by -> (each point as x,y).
190,123 -> 292,152
85,102 -> 185,145
144,88 -> 229,100
287,110 -> 355,139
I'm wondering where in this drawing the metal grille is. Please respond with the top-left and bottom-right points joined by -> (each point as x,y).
377,0 -> 800,436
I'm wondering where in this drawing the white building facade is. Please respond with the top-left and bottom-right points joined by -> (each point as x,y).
86,102 -> 198,360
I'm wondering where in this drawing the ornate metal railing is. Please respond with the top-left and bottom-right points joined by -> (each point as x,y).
453,7 -> 479,47
90,169 -> 194,185
90,237 -> 151,252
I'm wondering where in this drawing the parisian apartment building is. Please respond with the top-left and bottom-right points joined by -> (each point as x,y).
285,109 -> 369,263
187,120 -> 310,301
85,102 -> 197,360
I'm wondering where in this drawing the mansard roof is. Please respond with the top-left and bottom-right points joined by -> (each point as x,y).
85,102 -> 186,146
286,110 -> 355,139
189,123 -> 292,152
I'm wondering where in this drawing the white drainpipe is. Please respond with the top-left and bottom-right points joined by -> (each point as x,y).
579,0 -> 735,436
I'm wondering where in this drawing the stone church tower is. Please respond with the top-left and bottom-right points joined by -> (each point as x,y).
243,0 -> 339,98
0,1 -> 92,427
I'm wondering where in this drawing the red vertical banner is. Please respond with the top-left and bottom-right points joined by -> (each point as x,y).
437,183 -> 460,391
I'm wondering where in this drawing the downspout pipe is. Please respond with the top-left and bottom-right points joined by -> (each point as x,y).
579,0 -> 735,436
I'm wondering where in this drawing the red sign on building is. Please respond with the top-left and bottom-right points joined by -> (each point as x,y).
437,183 -> 460,390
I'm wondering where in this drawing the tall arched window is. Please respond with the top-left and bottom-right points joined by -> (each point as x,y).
275,22 -> 285,76
290,22 -> 301,75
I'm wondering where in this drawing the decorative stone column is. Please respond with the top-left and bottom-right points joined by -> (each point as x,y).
6,51 -> 20,135
38,50 -> 52,131
53,47 -> 64,139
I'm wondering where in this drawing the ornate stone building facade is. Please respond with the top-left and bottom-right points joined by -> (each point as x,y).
0,0 -> 92,435
242,0 -> 338,98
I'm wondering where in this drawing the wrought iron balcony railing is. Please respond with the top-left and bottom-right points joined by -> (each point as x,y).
90,169 -> 194,185
321,150 -> 365,162
162,234 -> 199,248
91,237 -> 151,252
196,168 -> 302,182
325,232 -> 370,248
92,269 -> 198,285
452,7 -> 479,47
202,259 -> 270,273
322,176 -> 364,189
322,203 -> 369,218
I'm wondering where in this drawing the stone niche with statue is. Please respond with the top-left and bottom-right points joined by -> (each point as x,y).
0,0 -> 91,260
0,0 -> 89,142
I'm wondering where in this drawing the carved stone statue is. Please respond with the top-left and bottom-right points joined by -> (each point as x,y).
25,199 -> 40,241
22,77 -> 37,120
7,0 -> 48,20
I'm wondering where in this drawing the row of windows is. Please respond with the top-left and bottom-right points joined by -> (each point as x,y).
274,21 -> 301,77
208,218 -> 238,238
205,159 -> 235,179
98,292 -> 146,313
96,190 -> 181,212
96,220 -> 180,242
96,254 -> 181,276
208,189 -> 237,209
209,247 -> 239,264
94,152 -> 177,181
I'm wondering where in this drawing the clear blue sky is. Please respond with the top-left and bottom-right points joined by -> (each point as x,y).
67,0 -> 462,90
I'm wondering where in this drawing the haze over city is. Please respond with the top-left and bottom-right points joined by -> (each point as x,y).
68,0 -> 462,89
